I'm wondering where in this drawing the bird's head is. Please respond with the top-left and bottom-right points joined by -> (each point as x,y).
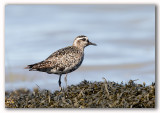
73,35 -> 97,49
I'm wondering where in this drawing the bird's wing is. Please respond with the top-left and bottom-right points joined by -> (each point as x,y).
25,46 -> 83,72
45,46 -> 83,69
46,46 -> 77,61
25,60 -> 53,71
45,47 -> 70,61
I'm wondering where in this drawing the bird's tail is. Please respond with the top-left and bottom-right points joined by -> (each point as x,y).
24,61 -> 49,71
24,64 -> 35,71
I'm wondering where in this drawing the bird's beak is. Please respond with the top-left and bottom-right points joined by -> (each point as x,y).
88,41 -> 97,46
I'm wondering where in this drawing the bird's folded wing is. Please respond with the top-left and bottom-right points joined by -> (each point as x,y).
26,61 -> 53,71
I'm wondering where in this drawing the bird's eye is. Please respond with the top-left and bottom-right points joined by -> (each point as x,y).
81,38 -> 86,41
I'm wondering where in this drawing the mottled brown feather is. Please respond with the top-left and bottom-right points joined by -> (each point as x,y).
26,46 -> 84,74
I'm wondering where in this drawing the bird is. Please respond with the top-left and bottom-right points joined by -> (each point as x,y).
25,35 -> 97,90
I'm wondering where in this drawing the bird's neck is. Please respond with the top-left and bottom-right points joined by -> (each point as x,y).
73,44 -> 84,51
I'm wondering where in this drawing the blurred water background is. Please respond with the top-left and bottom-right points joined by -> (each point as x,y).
5,5 -> 155,91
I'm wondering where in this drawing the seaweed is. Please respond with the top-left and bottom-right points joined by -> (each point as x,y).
5,79 -> 155,108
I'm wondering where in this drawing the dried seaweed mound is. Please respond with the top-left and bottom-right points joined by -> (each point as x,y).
5,79 -> 155,108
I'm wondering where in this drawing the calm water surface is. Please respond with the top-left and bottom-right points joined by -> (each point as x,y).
5,5 -> 155,91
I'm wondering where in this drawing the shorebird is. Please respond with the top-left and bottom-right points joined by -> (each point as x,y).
25,35 -> 96,90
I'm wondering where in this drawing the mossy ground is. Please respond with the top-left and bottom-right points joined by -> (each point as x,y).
5,79 -> 155,108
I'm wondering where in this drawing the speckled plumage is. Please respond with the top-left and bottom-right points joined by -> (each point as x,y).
27,46 -> 84,74
25,35 -> 96,90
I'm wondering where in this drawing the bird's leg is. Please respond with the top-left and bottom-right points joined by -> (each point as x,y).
64,74 -> 68,87
58,74 -> 62,91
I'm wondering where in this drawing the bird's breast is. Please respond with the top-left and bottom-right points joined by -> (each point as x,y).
63,53 -> 84,74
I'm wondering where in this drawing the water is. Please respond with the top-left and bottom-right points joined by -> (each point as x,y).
5,5 -> 155,91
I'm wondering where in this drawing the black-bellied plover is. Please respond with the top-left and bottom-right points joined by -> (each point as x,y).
25,35 -> 96,90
